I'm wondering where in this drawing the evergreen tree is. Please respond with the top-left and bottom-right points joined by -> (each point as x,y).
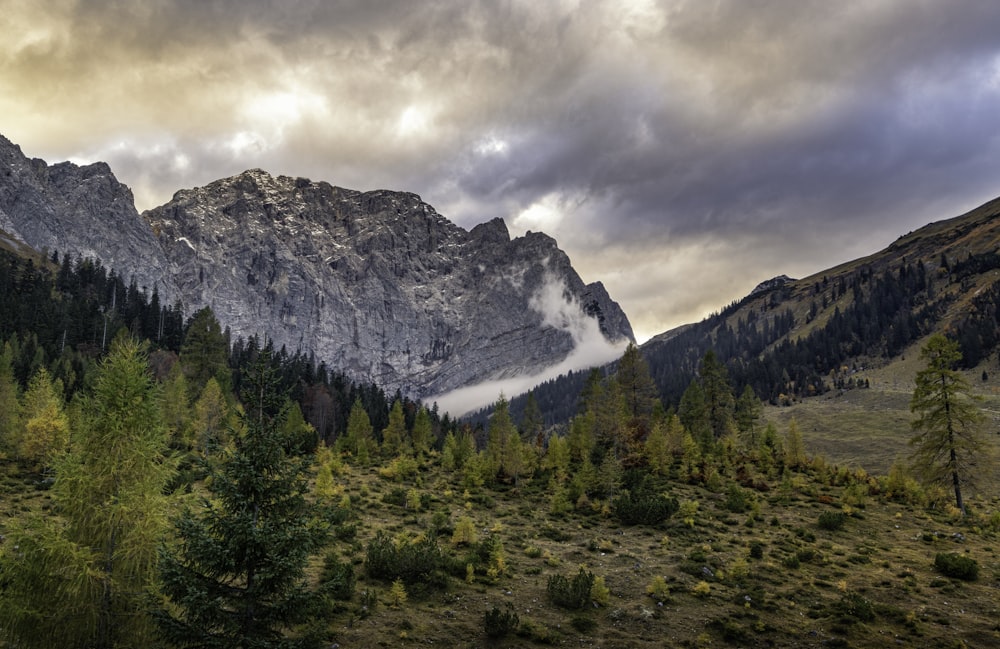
161,362 -> 192,449
157,350 -> 330,647
486,396 -> 516,480
734,384 -> 763,448
520,391 -> 545,449
341,398 -> 375,464
678,379 -> 710,448
381,399 -> 409,457
909,334 -> 987,515
700,350 -> 736,440
410,406 -> 433,456
0,336 -> 172,649
615,342 -> 660,438
180,306 -> 230,398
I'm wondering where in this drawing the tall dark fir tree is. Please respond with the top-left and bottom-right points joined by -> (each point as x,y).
157,349 -> 330,648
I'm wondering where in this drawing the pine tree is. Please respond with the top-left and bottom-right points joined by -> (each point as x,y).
910,334 -> 987,515
615,342 -> 660,439
161,362 -> 192,449
157,350 -> 330,647
700,350 -> 736,441
342,398 -> 375,464
735,384 -> 764,448
381,399 -> 409,457
180,306 -> 230,398
521,391 -> 545,449
0,336 -> 172,649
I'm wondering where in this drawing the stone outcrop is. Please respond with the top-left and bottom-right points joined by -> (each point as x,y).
0,134 -> 634,399
0,134 -> 175,299
145,170 -> 634,396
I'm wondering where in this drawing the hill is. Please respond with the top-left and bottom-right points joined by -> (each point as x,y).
499,195 -> 1000,443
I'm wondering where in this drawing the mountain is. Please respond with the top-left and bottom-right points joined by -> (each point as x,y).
500,195 -> 1000,425
144,169 -> 632,397
0,134 -> 176,301
0,135 -> 633,400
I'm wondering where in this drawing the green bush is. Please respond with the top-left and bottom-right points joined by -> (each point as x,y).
321,553 -> 356,601
837,592 -> 875,623
365,531 -> 445,584
613,490 -> 678,525
547,567 -> 596,609
934,552 -> 978,581
483,602 -> 520,638
723,484 -> 753,513
818,511 -> 847,531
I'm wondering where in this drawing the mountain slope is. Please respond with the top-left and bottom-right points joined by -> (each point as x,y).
0,135 -> 633,401
144,169 -> 632,398
503,194 -> 1000,425
0,134 -> 176,300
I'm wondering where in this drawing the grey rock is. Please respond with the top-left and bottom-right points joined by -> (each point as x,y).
0,134 -> 175,301
145,169 -> 633,397
0,133 -> 633,400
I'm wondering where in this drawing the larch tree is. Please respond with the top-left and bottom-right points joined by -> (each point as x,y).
156,349 -> 330,648
381,399 -> 409,457
909,334 -> 987,515
0,336 -> 172,649
17,367 -> 69,471
410,405 -> 433,456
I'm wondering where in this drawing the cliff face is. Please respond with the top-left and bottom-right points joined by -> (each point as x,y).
145,169 -> 633,397
0,135 -> 175,299
0,133 -> 634,399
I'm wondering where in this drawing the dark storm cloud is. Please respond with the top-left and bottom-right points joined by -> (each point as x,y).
3,0 -> 1000,339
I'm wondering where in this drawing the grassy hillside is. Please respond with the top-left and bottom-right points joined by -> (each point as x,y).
5,424 -> 999,648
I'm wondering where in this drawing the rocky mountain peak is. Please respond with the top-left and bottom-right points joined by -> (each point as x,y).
0,133 -> 634,406
0,137 -> 175,301
145,170 -> 633,399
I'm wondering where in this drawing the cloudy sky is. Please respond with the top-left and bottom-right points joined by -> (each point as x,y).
4,0 -> 1000,342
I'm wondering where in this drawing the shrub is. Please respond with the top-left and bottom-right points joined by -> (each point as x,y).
590,575 -> 610,606
484,603 -> 520,638
646,575 -> 670,601
934,553 -> 978,581
321,553 -> 356,601
365,531 -> 444,584
749,541 -> 765,559
818,511 -> 847,531
613,489 -> 678,525
724,484 -> 753,513
547,567 -> 596,609
837,592 -> 875,623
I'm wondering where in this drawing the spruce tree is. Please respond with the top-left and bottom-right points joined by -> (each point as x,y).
156,350 -> 330,648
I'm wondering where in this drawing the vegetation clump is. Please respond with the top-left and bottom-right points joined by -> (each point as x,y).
483,602 -> 520,638
933,552 -> 979,581
547,567 -> 596,610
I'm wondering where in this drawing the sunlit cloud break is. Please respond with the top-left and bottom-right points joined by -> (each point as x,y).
429,272 -> 629,417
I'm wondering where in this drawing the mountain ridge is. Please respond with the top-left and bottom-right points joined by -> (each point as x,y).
0,135 -> 633,402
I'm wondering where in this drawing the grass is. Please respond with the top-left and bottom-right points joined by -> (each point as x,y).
3,407 -> 1000,648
